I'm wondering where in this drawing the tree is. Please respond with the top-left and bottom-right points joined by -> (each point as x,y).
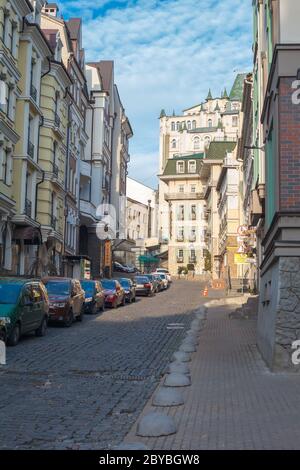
203,249 -> 212,272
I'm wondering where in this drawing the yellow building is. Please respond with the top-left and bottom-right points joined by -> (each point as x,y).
12,8 -> 53,275
0,0 -> 33,273
36,34 -> 72,275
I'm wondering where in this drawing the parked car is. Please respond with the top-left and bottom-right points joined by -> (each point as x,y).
151,273 -> 165,292
155,268 -> 172,283
101,279 -> 126,308
123,264 -> 139,273
143,274 -> 160,293
157,273 -> 169,290
0,278 -> 49,346
134,275 -> 155,297
113,261 -> 130,273
119,278 -> 136,303
80,279 -> 105,314
43,277 -> 85,327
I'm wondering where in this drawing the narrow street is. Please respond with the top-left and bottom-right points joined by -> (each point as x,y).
0,280 -> 206,450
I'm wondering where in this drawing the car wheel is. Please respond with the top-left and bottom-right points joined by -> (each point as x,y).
64,310 -> 74,327
132,296 -> 136,302
35,316 -> 48,337
7,323 -> 20,347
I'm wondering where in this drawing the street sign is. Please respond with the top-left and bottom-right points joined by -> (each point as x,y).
234,253 -> 248,265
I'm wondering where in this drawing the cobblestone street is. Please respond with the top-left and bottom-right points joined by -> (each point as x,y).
0,280 -> 206,450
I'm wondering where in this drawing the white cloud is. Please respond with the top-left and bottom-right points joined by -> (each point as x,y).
59,0 -> 253,187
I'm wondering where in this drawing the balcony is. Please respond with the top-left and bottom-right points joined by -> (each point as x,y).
27,141 -> 34,159
177,257 -> 184,264
53,163 -> 59,177
24,199 -> 32,218
80,160 -> 91,178
50,215 -> 57,231
189,257 -> 197,263
176,236 -> 184,242
250,188 -> 263,226
54,113 -> 60,128
189,235 -> 197,242
165,192 -> 204,201
30,83 -> 37,102
80,199 -> 96,220
191,213 -> 197,220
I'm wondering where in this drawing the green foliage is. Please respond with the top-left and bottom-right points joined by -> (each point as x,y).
203,249 -> 212,272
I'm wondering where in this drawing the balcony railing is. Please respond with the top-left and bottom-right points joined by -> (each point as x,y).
189,235 -> 197,242
176,236 -> 184,242
189,257 -> 197,263
191,213 -> 197,220
30,83 -> 37,102
54,113 -> 60,128
53,163 -> 59,177
24,198 -> 32,218
177,257 -> 184,263
27,141 -> 34,159
50,215 -> 57,231
165,192 -> 204,201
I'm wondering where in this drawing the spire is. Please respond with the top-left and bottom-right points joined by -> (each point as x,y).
223,88 -> 228,99
206,89 -> 213,101
160,109 -> 166,118
214,101 -> 220,111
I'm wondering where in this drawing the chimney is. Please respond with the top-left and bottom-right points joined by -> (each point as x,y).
42,2 -> 59,17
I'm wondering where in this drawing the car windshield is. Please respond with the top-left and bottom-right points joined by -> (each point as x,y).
101,280 -> 116,290
80,281 -> 95,295
0,283 -> 22,304
159,274 -> 166,279
44,281 -> 70,295
119,279 -> 130,288
135,276 -> 149,283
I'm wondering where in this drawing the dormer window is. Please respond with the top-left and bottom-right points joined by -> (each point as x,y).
188,160 -> 196,173
177,161 -> 185,174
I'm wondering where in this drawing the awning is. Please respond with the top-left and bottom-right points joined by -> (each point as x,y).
13,226 -> 42,244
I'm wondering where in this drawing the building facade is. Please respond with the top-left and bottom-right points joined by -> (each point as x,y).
252,0 -> 300,371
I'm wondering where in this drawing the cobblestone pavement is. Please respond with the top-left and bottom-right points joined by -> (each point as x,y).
125,302 -> 300,450
0,280 -> 207,450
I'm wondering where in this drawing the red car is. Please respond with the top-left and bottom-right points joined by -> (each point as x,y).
101,279 -> 125,308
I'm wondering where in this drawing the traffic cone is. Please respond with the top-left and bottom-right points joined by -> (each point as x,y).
203,286 -> 208,297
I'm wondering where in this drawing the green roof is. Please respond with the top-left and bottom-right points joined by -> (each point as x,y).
205,141 -> 237,160
229,74 -> 247,101
162,154 -> 204,176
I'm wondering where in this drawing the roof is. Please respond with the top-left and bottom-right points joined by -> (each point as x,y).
162,154 -> 204,176
66,18 -> 81,40
172,153 -> 204,160
188,127 -> 218,134
229,73 -> 247,101
205,141 -> 237,160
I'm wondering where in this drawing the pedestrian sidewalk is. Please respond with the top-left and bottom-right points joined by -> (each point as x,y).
124,301 -> 300,450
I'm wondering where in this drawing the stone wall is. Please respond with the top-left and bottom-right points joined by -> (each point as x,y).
257,256 -> 300,372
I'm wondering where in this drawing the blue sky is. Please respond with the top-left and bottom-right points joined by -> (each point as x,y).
58,0 -> 253,188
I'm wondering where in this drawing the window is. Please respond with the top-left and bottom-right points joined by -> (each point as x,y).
204,136 -> 211,148
1,146 -> 12,186
177,249 -> 184,260
232,116 -> 238,127
191,205 -> 197,220
178,205 -> 184,220
178,185 -> 184,193
171,139 -> 176,149
190,228 -> 196,242
190,185 -> 196,193
176,161 -> 184,174
192,120 -> 196,129
194,137 -> 200,150
187,121 -> 191,130
208,119 -> 212,128
177,227 -> 184,241
188,160 -> 196,173
171,122 -> 175,131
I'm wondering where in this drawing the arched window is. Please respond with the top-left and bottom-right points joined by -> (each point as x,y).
176,121 -> 180,130
204,136 -> 211,148
171,139 -> 176,149
192,120 -> 196,129
171,122 -> 175,131
187,121 -> 191,130
194,136 -> 200,150
208,119 -> 212,128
